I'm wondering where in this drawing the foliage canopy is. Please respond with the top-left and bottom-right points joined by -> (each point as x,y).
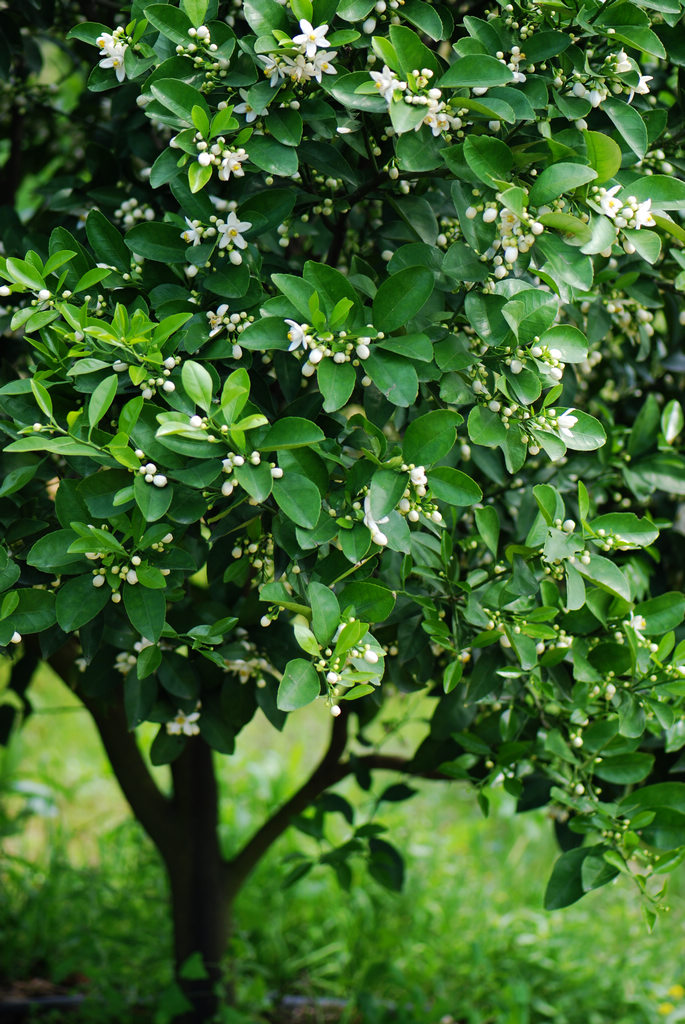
3,0 -> 685,1008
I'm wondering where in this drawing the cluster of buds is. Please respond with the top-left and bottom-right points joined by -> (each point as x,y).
436,215 -> 462,249
591,185 -> 655,232
359,0 -> 404,36
136,458 -> 168,488
465,195 -> 544,279
116,354 -> 179,400
85,529 -> 172,602
231,535 -> 275,579
174,24 -> 231,81
529,406 -> 578,448
218,449 -> 283,498
316,621 -> 384,715
564,72 -> 609,109
206,305 -> 254,356
115,637 -> 154,676
113,196 -> 155,229
224,640 -> 275,687
285,319 -> 374,376
492,46 -> 531,87
188,128 -> 249,183
398,464 -> 443,526
370,65 -> 463,137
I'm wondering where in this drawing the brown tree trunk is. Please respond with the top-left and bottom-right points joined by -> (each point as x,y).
166,740 -> 233,1023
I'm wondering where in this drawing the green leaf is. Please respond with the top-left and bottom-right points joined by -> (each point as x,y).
634,593 -> 685,635
540,325 -> 588,363
576,554 -> 630,601
372,266 -> 434,332
603,98 -> 648,159
30,380 -> 53,420
125,222 -> 187,263
662,400 -> 684,444
134,476 -> 173,522
309,582 -> 340,645
403,410 -> 460,465
145,4 -> 193,44
317,359 -> 356,412
248,135 -> 298,177
594,753 -> 654,784
5,257 -> 45,291
363,351 -> 418,408
123,585 -> 166,642
261,418 -> 325,450
88,374 -> 118,430
583,130 -> 622,184
388,24 -> 441,78
475,506 -> 499,555
369,468 -> 407,520
277,658 -> 321,711
272,474 -> 321,529
56,574 -> 110,631
439,55 -> 514,88
150,79 -> 209,124
429,467 -> 482,506
463,136 -> 513,188
626,174 -> 685,210
544,848 -> 592,909
369,837 -> 404,891
341,581 -> 395,621
5,590 -> 57,633
27,530 -> 86,572
529,163 -> 597,206
182,360 -> 213,411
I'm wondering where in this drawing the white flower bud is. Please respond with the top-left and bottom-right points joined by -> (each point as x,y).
11,631 -> 22,643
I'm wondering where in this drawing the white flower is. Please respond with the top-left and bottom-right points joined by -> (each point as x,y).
285,319 -> 307,351
218,148 -> 248,181
97,32 -> 128,82
629,612 -> 647,636
557,409 -> 578,440
311,49 -> 338,82
259,54 -> 286,87
216,212 -> 251,250
181,217 -> 203,246
363,494 -> 390,547
233,89 -> 266,123
632,198 -> 655,229
282,53 -> 315,83
291,19 -> 330,58
166,708 -> 201,736
598,184 -> 623,219
369,65 -> 406,104
614,50 -> 633,73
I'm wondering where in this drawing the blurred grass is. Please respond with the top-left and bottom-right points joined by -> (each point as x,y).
1,666 -> 685,1023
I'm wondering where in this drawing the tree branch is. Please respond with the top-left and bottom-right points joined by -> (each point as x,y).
36,638 -> 178,859
228,709 -> 350,893
228,718 -> 452,893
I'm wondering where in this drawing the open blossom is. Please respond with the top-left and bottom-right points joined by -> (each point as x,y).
216,212 -> 251,250
97,30 -> 128,82
311,50 -> 338,82
181,217 -> 203,246
628,74 -> 653,103
282,53 -> 315,83
285,319 -> 308,351
557,409 -> 578,440
369,65 -> 406,103
166,707 -> 201,736
259,54 -> 287,87
599,184 -> 623,219
291,19 -> 330,58
629,612 -> 647,636
632,198 -> 655,229
233,89 -> 266,123
363,494 -> 390,547
218,148 -> 248,181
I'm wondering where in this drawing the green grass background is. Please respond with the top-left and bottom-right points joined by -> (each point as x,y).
1,666 -> 685,1023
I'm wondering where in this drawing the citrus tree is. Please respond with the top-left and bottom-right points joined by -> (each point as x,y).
3,0 -> 685,1019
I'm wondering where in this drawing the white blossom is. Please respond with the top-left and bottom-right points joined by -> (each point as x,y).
216,212 -> 251,251
291,19 -> 330,58
233,90 -> 266,122
285,319 -> 307,351
369,65 -> 406,103
557,409 -> 578,440
218,148 -> 248,181
97,30 -> 128,82
166,707 -> 201,736
181,217 -> 203,246
598,184 -> 623,219
363,494 -> 390,547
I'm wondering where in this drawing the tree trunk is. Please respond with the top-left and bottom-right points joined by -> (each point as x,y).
166,739 -> 233,1023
